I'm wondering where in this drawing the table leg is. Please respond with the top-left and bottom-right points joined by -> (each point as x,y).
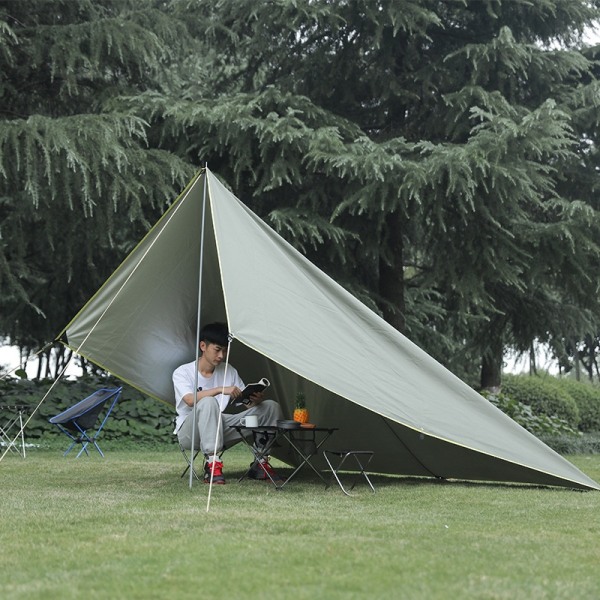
278,429 -> 334,488
235,427 -> 282,488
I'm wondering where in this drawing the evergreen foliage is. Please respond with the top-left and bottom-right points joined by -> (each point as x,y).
1,0 -> 600,392
127,0 -> 600,387
0,0 -> 194,353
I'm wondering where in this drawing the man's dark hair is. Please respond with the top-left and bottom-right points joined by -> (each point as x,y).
199,322 -> 229,348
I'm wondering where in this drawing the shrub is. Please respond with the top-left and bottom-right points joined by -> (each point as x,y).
539,432 -> 600,454
553,378 -> 600,433
500,374 -> 580,429
484,391 -> 579,437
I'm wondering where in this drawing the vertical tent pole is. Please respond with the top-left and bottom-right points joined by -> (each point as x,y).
189,168 -> 209,490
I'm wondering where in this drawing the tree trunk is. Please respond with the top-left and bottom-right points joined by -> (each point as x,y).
529,342 -> 537,376
378,212 -> 406,334
573,338 -> 581,381
480,329 -> 504,391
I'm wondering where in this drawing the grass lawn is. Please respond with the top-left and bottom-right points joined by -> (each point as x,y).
1,442 -> 599,600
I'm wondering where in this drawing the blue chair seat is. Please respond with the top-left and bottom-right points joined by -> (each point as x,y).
49,387 -> 122,457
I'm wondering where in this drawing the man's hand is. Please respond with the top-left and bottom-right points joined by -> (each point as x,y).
224,385 -> 242,401
184,385 -> 242,407
246,391 -> 265,407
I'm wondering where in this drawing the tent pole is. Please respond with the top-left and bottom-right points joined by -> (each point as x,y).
189,167 -> 209,490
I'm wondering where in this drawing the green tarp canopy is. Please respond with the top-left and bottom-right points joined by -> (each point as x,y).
60,169 -> 600,491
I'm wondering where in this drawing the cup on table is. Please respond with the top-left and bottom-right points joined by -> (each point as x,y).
240,415 -> 258,428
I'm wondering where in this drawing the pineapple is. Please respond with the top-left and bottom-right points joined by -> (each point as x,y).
293,392 -> 309,423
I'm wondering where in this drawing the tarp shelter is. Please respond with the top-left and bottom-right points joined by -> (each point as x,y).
60,168 -> 600,491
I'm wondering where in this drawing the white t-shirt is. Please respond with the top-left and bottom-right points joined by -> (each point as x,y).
172,360 -> 244,433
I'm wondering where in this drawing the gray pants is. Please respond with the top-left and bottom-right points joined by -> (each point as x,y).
177,397 -> 283,457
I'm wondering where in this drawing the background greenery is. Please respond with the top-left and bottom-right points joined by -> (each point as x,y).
3,371 -> 600,455
0,375 -> 176,446
2,6 -> 599,597
483,373 -> 600,453
1,0 -> 599,390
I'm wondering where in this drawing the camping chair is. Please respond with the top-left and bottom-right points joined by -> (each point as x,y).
175,418 -> 247,482
49,387 -> 122,458
179,442 -> 201,481
173,416 -> 201,480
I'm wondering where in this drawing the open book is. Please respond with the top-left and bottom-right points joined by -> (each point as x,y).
239,377 -> 270,405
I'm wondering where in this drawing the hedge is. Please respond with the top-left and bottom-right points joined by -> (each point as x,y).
553,377 -> 600,433
500,374 -> 580,429
5,370 -> 599,453
483,390 -> 579,437
0,375 -> 176,446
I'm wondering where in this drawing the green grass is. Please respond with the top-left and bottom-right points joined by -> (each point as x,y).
1,443 -> 600,599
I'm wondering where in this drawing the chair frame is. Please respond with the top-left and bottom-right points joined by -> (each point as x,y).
0,404 -> 29,458
49,387 -> 122,458
175,420 -> 242,482
179,443 -> 201,481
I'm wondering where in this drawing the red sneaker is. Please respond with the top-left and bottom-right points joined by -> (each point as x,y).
204,460 -> 225,484
248,460 -> 285,482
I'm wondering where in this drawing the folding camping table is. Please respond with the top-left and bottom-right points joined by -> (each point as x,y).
234,425 -> 282,487
234,424 -> 337,489
277,426 -> 337,488
0,403 -> 31,457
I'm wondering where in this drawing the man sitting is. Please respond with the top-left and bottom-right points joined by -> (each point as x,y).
173,322 -> 284,484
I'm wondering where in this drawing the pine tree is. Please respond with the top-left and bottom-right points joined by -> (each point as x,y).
3,0 -> 600,388
0,0 -> 194,358
134,0 -> 600,387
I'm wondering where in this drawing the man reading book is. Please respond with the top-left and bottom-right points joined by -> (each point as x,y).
173,321 -> 284,484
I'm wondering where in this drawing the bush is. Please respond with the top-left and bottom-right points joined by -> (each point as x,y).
500,374 -> 580,429
484,391 -> 579,437
554,377 -> 600,433
539,432 -> 600,454
0,375 -> 176,446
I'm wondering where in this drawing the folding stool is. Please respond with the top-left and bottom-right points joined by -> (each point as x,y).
323,449 -> 376,496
